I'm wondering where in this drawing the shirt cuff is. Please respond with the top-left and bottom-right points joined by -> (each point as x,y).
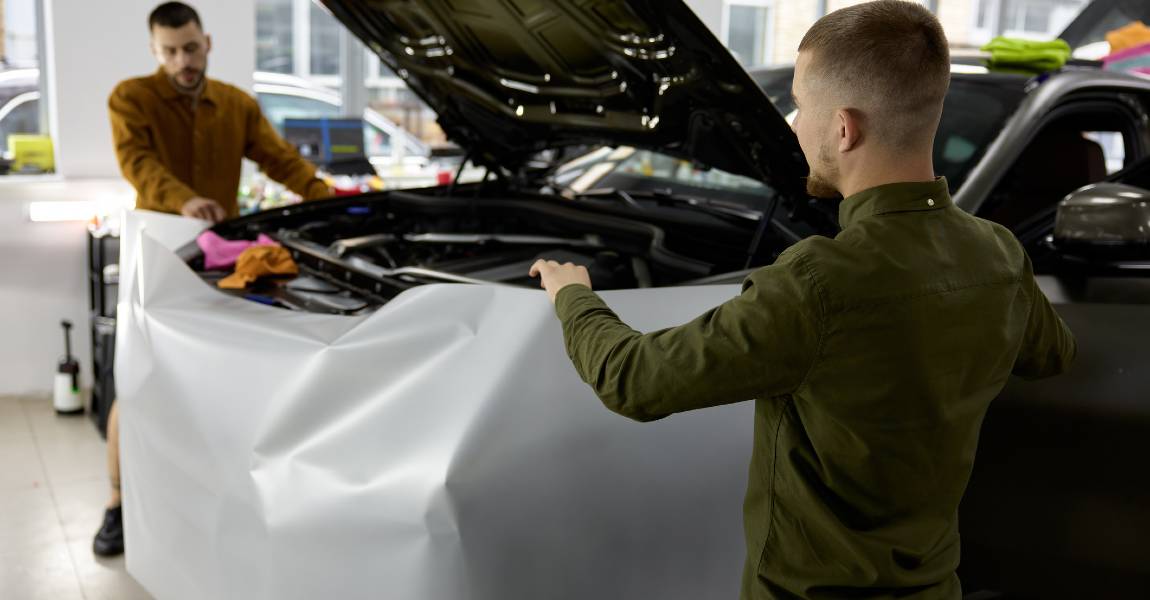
554,284 -> 601,322
302,179 -> 331,201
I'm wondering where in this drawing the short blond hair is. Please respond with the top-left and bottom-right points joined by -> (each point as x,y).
799,0 -> 950,148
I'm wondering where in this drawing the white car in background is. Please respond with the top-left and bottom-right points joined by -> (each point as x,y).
0,68 -> 40,145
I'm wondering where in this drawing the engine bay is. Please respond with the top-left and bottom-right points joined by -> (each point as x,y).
181,188 -> 770,314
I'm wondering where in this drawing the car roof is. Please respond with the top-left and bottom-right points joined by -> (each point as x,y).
749,61 -> 1150,95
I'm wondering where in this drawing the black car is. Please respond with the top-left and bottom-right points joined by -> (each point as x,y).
186,1 -> 1150,596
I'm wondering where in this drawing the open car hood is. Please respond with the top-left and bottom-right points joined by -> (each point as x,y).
319,0 -> 806,196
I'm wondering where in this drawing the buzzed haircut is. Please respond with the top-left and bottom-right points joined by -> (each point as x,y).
148,2 -> 202,31
799,0 -> 950,148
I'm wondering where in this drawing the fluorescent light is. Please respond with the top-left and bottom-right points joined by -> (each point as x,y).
28,196 -> 134,222
28,201 -> 97,222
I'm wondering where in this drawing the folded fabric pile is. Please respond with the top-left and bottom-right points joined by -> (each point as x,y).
980,37 -> 1071,73
1104,43 -> 1150,76
1106,21 -> 1150,54
1104,22 -> 1150,77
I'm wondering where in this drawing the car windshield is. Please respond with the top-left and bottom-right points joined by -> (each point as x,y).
753,68 -> 1029,193
553,71 -> 1027,203
551,146 -> 774,206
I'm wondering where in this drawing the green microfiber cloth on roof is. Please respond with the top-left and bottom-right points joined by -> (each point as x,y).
980,37 -> 1071,73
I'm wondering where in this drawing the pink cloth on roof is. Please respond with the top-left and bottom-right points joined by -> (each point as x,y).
1103,41 -> 1150,65
196,231 -> 279,270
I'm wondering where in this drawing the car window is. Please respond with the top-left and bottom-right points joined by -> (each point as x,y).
553,146 -> 772,201
365,122 -> 390,157
751,68 -> 795,115
614,149 -> 770,194
1082,131 -> 1127,175
935,77 -> 1029,192
751,69 -> 1028,195
979,107 -> 1137,232
256,91 -> 340,134
0,95 -> 40,142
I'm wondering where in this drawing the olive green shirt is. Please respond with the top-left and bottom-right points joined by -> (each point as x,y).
554,178 -> 1076,599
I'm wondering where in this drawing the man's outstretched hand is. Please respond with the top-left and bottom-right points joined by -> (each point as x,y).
181,196 -> 227,223
529,260 -> 592,304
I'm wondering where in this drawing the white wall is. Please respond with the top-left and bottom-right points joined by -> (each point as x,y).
0,178 -> 133,396
0,0 -> 254,396
684,0 -> 723,35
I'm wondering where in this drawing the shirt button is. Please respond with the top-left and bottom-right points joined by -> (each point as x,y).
927,198 -> 935,207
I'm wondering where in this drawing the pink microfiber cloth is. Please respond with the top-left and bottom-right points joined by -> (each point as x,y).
1103,42 -> 1150,77
196,231 -> 279,270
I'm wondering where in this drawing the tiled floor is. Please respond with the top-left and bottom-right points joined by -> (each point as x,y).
0,395 -> 152,600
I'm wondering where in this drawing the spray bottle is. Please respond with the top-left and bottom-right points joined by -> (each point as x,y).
54,320 -> 83,415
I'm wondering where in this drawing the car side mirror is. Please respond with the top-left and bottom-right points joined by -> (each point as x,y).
1053,183 -> 1150,262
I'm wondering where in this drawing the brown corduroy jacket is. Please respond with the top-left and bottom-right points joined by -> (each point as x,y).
108,68 -> 329,218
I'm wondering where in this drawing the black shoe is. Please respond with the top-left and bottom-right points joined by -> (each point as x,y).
93,505 -> 124,556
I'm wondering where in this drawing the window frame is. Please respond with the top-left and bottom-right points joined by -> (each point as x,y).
0,0 -> 57,179
979,94 -> 1146,246
720,0 -> 776,68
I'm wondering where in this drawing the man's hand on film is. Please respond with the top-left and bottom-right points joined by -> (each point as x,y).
529,260 -> 593,304
181,196 -> 227,223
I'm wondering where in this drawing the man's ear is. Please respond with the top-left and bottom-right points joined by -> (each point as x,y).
836,108 -> 862,153
205,34 -> 212,54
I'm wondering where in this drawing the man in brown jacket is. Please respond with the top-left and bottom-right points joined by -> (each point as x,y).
108,1 -> 330,222
94,1 -> 331,556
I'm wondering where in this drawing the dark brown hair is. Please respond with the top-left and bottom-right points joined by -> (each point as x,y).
149,2 -> 202,31
798,0 -> 950,147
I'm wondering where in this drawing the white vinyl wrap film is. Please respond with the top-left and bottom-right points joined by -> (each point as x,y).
116,209 -> 754,600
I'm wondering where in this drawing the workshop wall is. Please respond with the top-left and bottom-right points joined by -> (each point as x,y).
1,0 -> 254,396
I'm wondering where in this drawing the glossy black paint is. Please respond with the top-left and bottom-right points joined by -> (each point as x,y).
319,0 -> 806,196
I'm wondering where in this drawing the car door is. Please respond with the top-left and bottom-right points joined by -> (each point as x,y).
974,89 -> 1148,246
959,146 -> 1150,597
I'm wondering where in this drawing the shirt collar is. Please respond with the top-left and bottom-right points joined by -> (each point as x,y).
151,67 -> 217,105
837,177 -> 953,229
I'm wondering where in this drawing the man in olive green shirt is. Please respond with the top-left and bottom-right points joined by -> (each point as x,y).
530,2 -> 1075,599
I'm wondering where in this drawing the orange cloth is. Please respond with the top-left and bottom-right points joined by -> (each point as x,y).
217,246 -> 299,289
108,68 -> 330,218
1106,21 -> 1150,54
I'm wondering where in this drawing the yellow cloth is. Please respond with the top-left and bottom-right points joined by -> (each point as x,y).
108,68 -> 330,218
1106,21 -> 1150,54
217,246 -> 299,289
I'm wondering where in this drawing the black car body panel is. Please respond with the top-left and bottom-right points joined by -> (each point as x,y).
960,299 -> 1150,597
